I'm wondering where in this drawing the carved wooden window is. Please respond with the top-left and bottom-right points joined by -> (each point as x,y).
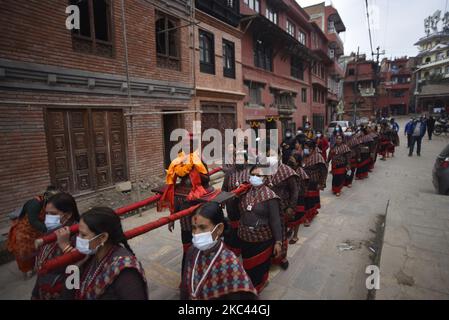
45,109 -> 127,194
70,0 -> 114,57
156,11 -> 180,71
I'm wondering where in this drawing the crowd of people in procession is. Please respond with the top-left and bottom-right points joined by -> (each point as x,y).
6,116 -> 412,300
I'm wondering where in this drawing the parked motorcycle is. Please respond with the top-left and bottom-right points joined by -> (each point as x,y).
434,117 -> 449,136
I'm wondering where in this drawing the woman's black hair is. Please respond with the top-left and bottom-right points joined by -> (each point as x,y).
81,207 -> 135,255
305,140 -> 316,149
47,192 -> 80,222
193,202 -> 230,237
249,162 -> 270,174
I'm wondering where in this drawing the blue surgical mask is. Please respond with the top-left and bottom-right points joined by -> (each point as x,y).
249,175 -> 264,187
192,224 -> 221,251
45,214 -> 61,231
304,149 -> 310,156
76,234 -> 103,255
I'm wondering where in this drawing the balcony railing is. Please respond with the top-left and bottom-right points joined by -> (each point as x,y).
195,0 -> 240,27
359,88 -> 376,97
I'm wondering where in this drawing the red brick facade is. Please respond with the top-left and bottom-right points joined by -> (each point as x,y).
0,0 -> 195,232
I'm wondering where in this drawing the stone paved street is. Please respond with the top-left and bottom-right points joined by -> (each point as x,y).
1,117 -> 448,300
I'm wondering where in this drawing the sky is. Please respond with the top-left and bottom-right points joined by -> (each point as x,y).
297,0 -> 449,59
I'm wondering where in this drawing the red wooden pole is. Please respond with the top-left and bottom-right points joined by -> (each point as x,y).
35,168 -> 223,249
38,183 -> 249,275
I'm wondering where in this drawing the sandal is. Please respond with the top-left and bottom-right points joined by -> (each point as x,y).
289,237 -> 299,245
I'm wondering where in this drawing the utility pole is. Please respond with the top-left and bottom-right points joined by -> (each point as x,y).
352,47 -> 360,125
373,46 -> 385,118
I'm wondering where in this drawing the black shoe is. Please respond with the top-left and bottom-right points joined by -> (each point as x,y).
408,154 -> 412,157
280,260 -> 289,270
417,154 -> 421,157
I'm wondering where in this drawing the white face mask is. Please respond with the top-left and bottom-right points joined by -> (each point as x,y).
249,175 -> 264,187
317,134 -> 322,138
345,132 -> 353,137
76,234 -> 103,255
45,214 -> 61,231
303,149 -> 310,156
192,224 -> 221,251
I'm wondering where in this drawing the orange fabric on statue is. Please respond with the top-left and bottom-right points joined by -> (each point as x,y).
158,152 -> 208,213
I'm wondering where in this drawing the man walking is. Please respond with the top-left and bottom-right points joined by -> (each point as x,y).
409,117 -> 427,157
404,118 -> 414,148
427,116 -> 436,141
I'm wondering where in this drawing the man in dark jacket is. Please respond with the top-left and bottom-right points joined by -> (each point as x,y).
409,117 -> 427,157
427,116 -> 436,141
404,118 -> 414,148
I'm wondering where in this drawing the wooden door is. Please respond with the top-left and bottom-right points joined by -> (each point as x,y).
46,109 -> 127,194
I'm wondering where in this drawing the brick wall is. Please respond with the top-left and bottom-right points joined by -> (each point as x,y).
0,104 -> 51,232
0,0 -> 193,85
0,90 -> 193,233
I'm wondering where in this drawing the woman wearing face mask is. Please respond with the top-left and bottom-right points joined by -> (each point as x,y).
7,186 -> 60,279
32,193 -> 80,300
327,134 -> 351,197
330,125 -> 343,147
286,147 -> 309,245
60,207 -> 148,300
344,128 -> 361,188
367,125 -> 380,172
180,202 -> 257,300
237,164 -> 282,293
355,126 -> 374,180
265,151 -> 299,270
315,131 -> 329,161
302,140 -> 328,226
221,145 -> 249,257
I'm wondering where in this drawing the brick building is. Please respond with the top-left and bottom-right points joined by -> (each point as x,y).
378,57 -> 413,116
0,0 -> 197,233
343,54 -> 379,120
193,0 -> 244,150
239,0 -> 318,136
304,2 -> 346,125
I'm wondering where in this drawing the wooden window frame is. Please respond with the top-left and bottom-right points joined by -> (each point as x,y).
199,29 -> 215,74
223,39 -> 236,79
70,0 -> 114,57
156,11 -> 181,70
254,38 -> 273,72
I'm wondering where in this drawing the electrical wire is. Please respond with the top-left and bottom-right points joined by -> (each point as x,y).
365,0 -> 375,58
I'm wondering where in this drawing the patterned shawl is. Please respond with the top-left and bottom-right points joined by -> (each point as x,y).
227,167 -> 250,191
75,246 -> 148,300
303,151 -> 328,185
267,163 -> 298,187
239,185 -> 279,213
329,143 -> 351,167
295,167 -> 310,195
346,134 -> 362,149
303,150 -> 326,167
183,241 -> 257,300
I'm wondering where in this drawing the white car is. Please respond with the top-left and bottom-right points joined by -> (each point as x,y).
327,121 -> 354,137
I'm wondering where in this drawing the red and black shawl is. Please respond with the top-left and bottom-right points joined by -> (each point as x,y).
303,151 -> 328,186
183,242 -> 258,300
329,143 -> 351,167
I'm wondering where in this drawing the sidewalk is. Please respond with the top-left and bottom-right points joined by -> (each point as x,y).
377,193 -> 449,299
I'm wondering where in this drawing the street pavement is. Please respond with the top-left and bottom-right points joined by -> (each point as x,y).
0,117 -> 448,300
